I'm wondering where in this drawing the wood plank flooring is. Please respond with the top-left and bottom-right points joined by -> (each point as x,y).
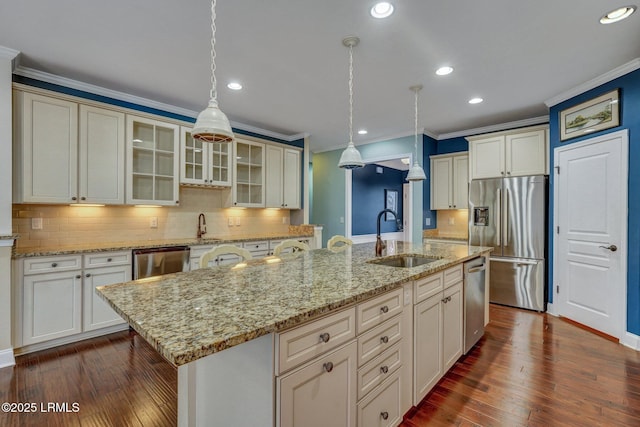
1,304 -> 639,426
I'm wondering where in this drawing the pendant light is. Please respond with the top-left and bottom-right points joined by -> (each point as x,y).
338,36 -> 365,169
406,85 -> 427,181
192,0 -> 234,143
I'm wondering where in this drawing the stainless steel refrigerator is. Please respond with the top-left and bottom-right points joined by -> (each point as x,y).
468,175 -> 547,312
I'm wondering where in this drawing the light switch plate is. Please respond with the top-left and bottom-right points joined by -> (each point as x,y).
31,218 -> 43,230
228,217 -> 234,226
150,217 -> 158,228
235,217 -> 241,226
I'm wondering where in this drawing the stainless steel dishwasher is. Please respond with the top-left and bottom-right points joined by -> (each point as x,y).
132,246 -> 190,280
464,256 -> 486,354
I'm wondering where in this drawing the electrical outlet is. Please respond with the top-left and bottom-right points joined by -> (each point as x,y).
339,216 -> 344,224
448,217 -> 455,225
150,217 -> 158,228
31,218 -> 43,230
425,218 -> 431,226
235,217 -> 241,226
228,217 -> 234,226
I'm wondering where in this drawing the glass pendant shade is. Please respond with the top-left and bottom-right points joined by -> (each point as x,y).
338,141 -> 365,169
192,99 -> 234,143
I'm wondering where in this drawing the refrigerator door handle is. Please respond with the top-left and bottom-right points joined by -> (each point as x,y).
503,188 -> 510,247
490,257 -> 540,265
495,188 -> 501,246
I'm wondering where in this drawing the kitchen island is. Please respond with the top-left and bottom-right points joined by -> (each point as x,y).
97,241 -> 491,427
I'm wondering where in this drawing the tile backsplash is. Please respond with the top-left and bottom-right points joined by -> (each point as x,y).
12,187 -> 292,248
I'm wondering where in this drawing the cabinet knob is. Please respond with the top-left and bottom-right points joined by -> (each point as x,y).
175,200 -> 180,204
380,412 -> 389,420
319,332 -> 330,343
71,197 -> 77,201
380,305 -> 389,314
85,273 -> 91,278
449,205 -> 452,208
501,171 -> 505,175
75,275 -> 81,279
380,365 -> 389,374
323,362 -> 334,373
442,297 -> 448,304
51,262 -> 58,268
234,202 -> 237,206
107,258 -> 112,262
284,204 -> 287,207
380,336 -> 389,344
453,205 -> 456,208
507,171 -> 511,175
80,197 -> 86,201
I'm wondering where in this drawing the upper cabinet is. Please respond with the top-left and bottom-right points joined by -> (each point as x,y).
266,145 -> 301,209
180,126 -> 231,187
13,90 -> 125,204
230,137 -> 265,207
430,153 -> 468,210
467,125 -> 549,180
126,115 -> 180,206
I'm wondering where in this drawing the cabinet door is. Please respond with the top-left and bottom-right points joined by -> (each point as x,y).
180,127 -> 206,185
413,293 -> 442,404
16,91 -> 78,203
126,115 -> 180,206
23,270 -> 82,345
208,141 -> 231,186
357,371 -> 402,427
83,265 -> 129,332
452,155 -> 468,209
442,282 -> 463,372
232,139 -> 265,207
278,342 -> 357,427
430,157 -> 452,210
469,136 -> 504,179
283,148 -> 301,209
265,145 -> 284,208
79,105 -> 125,204
505,130 -> 546,176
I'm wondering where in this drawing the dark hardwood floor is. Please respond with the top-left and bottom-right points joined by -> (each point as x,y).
1,304 -> 639,426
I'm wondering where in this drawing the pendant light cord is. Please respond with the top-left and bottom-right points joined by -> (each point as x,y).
210,0 -> 218,102
348,43 -> 354,143
414,88 -> 418,156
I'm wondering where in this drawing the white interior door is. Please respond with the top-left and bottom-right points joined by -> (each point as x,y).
554,130 -> 627,339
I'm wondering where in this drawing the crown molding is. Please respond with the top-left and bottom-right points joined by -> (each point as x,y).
545,58 -> 640,107
0,46 -> 19,61
13,65 -> 303,142
437,115 -> 549,140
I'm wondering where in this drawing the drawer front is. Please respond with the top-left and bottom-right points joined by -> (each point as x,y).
243,240 -> 269,252
189,245 -> 215,259
23,255 -> 82,275
414,272 -> 443,303
277,308 -> 356,374
443,264 -> 463,288
84,251 -> 131,268
357,288 -> 403,334
357,371 -> 402,427
358,315 -> 402,367
217,254 -> 241,265
357,342 -> 402,400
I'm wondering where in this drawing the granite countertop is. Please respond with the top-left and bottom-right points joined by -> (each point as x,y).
97,241 -> 492,367
423,236 -> 468,242
12,231 -> 314,258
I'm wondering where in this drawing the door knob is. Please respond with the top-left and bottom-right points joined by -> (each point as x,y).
599,244 -> 618,252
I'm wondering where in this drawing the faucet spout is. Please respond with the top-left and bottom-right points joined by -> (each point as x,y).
376,209 -> 397,256
197,213 -> 207,239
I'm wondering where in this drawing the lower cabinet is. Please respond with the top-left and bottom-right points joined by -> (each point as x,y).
83,264 -> 129,332
357,370 -> 402,427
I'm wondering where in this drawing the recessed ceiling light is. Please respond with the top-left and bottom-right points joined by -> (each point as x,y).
436,66 -> 454,76
227,82 -> 242,90
358,129 -> 368,135
468,97 -> 483,104
600,6 -> 636,23
371,2 -> 394,18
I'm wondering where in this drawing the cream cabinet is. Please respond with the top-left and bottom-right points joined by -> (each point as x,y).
126,115 -> 180,206
13,90 -> 125,204
189,243 -> 243,270
180,126 -> 231,187
230,138 -> 265,207
266,145 -> 301,209
430,153 -> 468,210
467,125 -> 548,180
413,264 -> 464,404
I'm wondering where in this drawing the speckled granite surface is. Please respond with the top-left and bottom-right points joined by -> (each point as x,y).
12,231 -> 314,258
1,234 -> 19,240
97,241 -> 492,367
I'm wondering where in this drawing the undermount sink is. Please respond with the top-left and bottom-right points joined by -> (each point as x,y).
367,254 -> 440,268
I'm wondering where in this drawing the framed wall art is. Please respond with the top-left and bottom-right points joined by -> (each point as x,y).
384,189 -> 397,220
560,89 -> 619,141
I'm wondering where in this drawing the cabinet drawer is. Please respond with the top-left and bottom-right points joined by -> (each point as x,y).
243,241 -> 269,252
84,251 -> 131,268
443,264 -> 463,288
358,315 -> 402,367
414,272 -> 443,303
277,308 -> 356,374
23,255 -> 82,275
357,371 -> 402,427
357,288 -> 403,334
357,342 -> 402,401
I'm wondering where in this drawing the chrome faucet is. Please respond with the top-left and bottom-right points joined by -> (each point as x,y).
376,209 -> 397,256
197,213 -> 207,239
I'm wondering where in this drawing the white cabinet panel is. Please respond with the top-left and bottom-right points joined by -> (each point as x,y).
413,293 -> 442,404
357,371 -> 402,427
442,282 -> 463,372
266,145 -> 301,209
469,136 -> 504,179
231,138 -> 265,207
430,153 -> 468,210
283,148 -> 301,209
180,126 -> 231,187
266,144 -> 284,208
83,264 -> 129,331
506,129 -> 547,176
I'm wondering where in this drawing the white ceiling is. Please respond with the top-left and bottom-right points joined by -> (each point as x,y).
1,1 -> 638,152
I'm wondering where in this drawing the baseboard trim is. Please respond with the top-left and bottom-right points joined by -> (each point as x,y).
621,332 -> 640,351
0,347 -> 16,368
546,302 -> 558,316
14,324 -> 129,356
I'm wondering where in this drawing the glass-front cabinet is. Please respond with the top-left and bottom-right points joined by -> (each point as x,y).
126,115 -> 180,206
231,138 -> 265,207
180,126 -> 231,187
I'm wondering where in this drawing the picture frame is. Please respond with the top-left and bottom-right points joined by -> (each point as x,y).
560,89 -> 619,141
384,189 -> 398,220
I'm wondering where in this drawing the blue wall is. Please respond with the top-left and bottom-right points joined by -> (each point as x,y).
548,68 -> 640,335
436,136 -> 468,154
352,164 -> 404,235
422,135 -> 438,229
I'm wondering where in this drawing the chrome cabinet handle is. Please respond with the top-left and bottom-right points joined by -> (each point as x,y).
380,411 -> 389,420
380,305 -> 389,314
323,362 -> 333,373
319,333 -> 330,343
599,244 -> 618,252
380,336 -> 389,344
380,365 -> 389,374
